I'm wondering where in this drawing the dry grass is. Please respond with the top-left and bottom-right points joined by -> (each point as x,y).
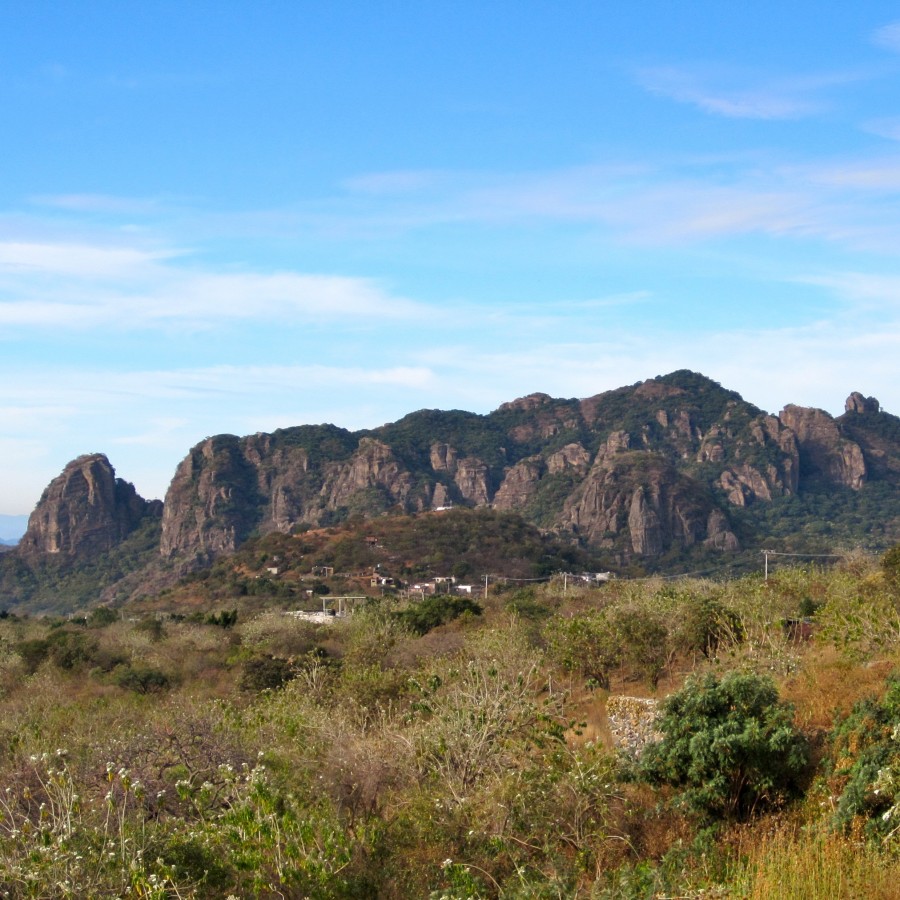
564,684 -> 612,747
729,824 -> 900,899
781,645 -> 898,732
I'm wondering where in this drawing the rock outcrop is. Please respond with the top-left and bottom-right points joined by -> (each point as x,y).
845,392 -> 880,414
779,404 -> 866,490
559,451 -> 739,556
154,372 -> 816,561
18,454 -> 158,559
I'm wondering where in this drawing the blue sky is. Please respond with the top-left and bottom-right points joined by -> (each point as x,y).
3,2 -> 900,518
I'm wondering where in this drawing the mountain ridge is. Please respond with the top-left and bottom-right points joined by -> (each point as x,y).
4,370 -> 900,613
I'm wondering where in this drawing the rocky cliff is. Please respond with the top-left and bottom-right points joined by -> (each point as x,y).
16,372 -> 900,577
17,453 -> 160,560
153,370 -> 898,565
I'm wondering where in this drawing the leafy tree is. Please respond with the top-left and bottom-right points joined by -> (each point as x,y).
395,595 -> 482,635
544,610 -> 621,689
641,671 -> 809,820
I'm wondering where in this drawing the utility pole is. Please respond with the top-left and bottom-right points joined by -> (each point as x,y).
483,574 -> 489,599
762,550 -> 770,582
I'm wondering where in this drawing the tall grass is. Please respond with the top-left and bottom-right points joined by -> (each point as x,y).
728,825 -> 900,899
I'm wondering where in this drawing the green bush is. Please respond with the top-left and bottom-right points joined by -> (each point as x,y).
676,596 -> 743,659
641,671 -> 809,821
87,605 -> 119,627
829,673 -> 900,842
241,655 -> 296,692
115,665 -> 172,694
16,637 -> 51,673
544,609 -> 621,689
611,605 -> 669,687
206,609 -> 238,628
395,595 -> 482,635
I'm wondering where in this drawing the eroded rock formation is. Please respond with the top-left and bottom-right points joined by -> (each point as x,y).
19,454 -> 158,559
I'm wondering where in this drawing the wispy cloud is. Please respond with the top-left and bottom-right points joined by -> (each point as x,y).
0,242 -> 431,329
635,66 -> 827,119
309,149 -> 900,252
794,271 -> 900,309
341,171 -> 447,195
864,118 -> 900,142
29,193 -> 165,214
0,364 -> 437,411
0,240 -> 175,278
807,158 -> 900,189
873,21 -> 900,52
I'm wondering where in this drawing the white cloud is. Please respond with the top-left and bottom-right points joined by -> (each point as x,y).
0,244 -> 430,330
1,363 -> 437,408
807,159 -> 900,190
111,417 -> 191,446
873,21 -> 900,52
0,240 -> 173,278
795,271 -> 900,309
277,154 -> 900,252
636,66 -> 820,119
29,193 -> 164,214
342,171 -> 446,195
152,273 -> 427,323
863,118 -> 900,142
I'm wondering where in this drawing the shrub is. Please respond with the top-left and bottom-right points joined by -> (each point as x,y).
395,596 -> 482,636
241,655 -> 296,692
115,665 -> 172,694
15,637 -> 50,673
611,605 -> 669,687
829,673 -> 900,843
87,605 -> 119,628
206,609 -> 238,628
641,671 -> 809,821
544,610 -> 621,689
676,596 -> 743,659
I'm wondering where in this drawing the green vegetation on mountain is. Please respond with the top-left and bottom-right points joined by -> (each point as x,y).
0,517 -> 162,616
137,508 -> 603,615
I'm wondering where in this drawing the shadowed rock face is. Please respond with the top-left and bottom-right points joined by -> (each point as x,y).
779,404 -> 867,490
18,454 -> 159,559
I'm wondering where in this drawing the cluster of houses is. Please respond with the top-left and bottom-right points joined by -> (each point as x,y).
406,575 -> 476,597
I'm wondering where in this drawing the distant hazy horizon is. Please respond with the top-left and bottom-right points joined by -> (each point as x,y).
0,515 -> 29,542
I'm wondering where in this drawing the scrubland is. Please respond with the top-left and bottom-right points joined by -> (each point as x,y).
0,555 -> 899,898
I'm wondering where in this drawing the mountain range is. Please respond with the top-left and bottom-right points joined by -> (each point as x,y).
3,370 -> 899,613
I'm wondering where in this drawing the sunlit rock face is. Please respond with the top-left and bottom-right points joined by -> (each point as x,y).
19,453 -> 157,559
25,372 -> 900,568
